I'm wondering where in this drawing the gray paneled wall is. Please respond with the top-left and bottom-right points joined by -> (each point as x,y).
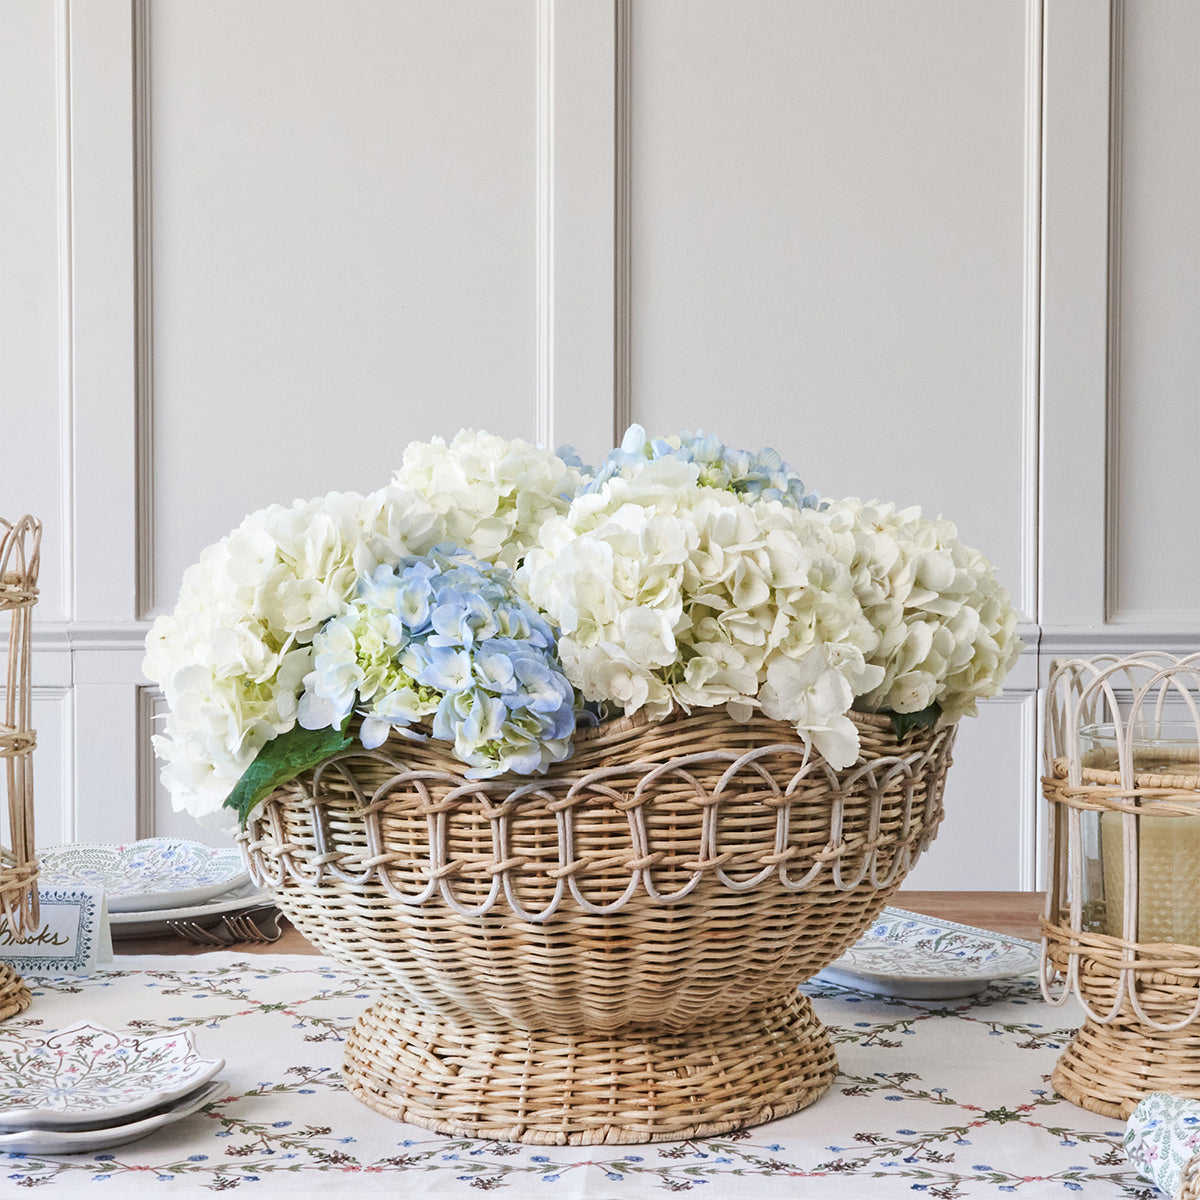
1,0 -> 1196,886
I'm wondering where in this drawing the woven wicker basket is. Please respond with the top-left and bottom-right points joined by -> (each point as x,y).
0,515 -> 41,1020
240,706 -> 955,1144
1044,757 -> 1200,1119
1041,653 -> 1200,1121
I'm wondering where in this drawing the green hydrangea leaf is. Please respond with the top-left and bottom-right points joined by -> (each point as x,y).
888,702 -> 941,740
224,721 -> 353,826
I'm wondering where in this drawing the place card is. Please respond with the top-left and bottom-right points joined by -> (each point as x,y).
0,886 -> 112,976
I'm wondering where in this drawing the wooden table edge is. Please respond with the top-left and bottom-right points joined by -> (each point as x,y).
113,891 -> 1045,957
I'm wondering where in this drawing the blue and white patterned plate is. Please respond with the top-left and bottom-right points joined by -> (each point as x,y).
0,1079 -> 226,1152
37,838 -> 249,913
816,907 -> 1041,999
0,1022 -> 225,1130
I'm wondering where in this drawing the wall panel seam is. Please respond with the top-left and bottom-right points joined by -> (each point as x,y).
535,0 -> 555,450
1104,0 -> 1125,623
55,0 -> 75,623
1022,0 -> 1044,626
612,0 -> 632,443
62,683 -> 76,842
133,0 -> 154,619
136,685 -> 159,838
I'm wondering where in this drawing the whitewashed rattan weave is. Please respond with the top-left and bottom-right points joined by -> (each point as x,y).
241,706 -> 955,1144
0,515 -> 41,1019
1041,652 -> 1200,1119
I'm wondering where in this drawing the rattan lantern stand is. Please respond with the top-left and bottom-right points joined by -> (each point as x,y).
241,708 -> 955,1144
0,516 -> 42,1020
1041,653 -> 1200,1120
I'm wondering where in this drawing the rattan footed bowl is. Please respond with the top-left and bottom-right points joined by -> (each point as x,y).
239,707 -> 955,1144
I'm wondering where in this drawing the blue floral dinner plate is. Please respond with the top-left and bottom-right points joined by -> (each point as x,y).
815,907 -> 1040,999
37,838 -> 249,913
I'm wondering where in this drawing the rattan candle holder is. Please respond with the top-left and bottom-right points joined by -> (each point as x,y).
1041,653 -> 1200,1119
0,515 -> 41,1020
240,707 -> 954,1144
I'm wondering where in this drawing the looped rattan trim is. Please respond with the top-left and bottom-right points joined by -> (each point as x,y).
1041,916 -> 1200,1033
1040,654 -> 1200,1119
242,715 -> 953,923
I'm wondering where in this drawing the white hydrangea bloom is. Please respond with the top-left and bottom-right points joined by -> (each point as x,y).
390,430 -> 585,568
519,460 -> 880,767
146,427 -> 1025,830
826,498 -> 1022,722
144,490 -> 445,826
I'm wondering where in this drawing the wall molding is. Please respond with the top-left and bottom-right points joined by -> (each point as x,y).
55,0 -> 75,624
136,685 -> 162,838
1021,0 -> 1044,625
25,685 -> 77,846
133,0 -> 154,619
1104,0 -> 1126,623
1040,626 -> 1199,658
1001,688 -> 1041,890
612,0 -> 632,444
535,0 -> 555,450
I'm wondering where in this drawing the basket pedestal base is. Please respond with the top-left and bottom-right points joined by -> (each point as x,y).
1053,1017 -> 1200,1119
0,963 -> 30,1021
342,991 -> 837,1145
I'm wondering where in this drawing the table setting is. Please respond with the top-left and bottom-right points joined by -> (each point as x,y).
34,838 -> 280,947
3,431 -> 1198,1196
0,873 -> 1171,1196
0,944 -> 1157,1197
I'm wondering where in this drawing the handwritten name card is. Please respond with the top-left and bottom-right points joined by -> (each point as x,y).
0,887 -> 112,975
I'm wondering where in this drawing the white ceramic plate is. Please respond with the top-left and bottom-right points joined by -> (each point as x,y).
815,907 -> 1041,999
38,839 -> 249,913
0,1017 -> 225,1128
0,1021 -> 225,1130
0,1079 -> 226,1154
109,879 -> 275,940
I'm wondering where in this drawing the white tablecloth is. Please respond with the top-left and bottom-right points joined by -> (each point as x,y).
2,956 -> 1150,1198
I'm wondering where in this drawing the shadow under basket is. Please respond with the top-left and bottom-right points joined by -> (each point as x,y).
240,707 -> 955,1144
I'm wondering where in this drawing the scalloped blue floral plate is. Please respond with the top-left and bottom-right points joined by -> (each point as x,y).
815,907 -> 1040,999
37,838 -> 248,913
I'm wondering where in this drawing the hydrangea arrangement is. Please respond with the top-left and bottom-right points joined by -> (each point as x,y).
519,457 -> 882,767
144,426 -> 1022,829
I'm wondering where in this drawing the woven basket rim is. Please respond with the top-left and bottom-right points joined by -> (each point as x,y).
319,704 -> 941,793
571,703 -> 901,746
1052,755 -> 1200,790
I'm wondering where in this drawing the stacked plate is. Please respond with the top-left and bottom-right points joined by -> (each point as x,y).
37,837 -> 274,939
815,907 -> 1041,999
0,1021 -> 226,1153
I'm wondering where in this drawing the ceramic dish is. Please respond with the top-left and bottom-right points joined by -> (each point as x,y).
0,1021 -> 225,1129
37,838 -> 249,913
815,907 -> 1041,999
0,1079 -> 226,1154
109,880 -> 275,940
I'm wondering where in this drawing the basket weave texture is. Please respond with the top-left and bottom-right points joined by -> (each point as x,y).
1043,756 -> 1200,1120
0,516 -> 40,1021
1184,1156 -> 1200,1200
241,706 -> 954,1143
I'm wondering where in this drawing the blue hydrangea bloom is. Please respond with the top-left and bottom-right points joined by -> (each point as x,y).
299,545 -> 577,778
580,424 -> 823,510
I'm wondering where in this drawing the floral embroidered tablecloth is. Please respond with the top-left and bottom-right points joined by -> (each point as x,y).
1,955 -> 1155,1198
